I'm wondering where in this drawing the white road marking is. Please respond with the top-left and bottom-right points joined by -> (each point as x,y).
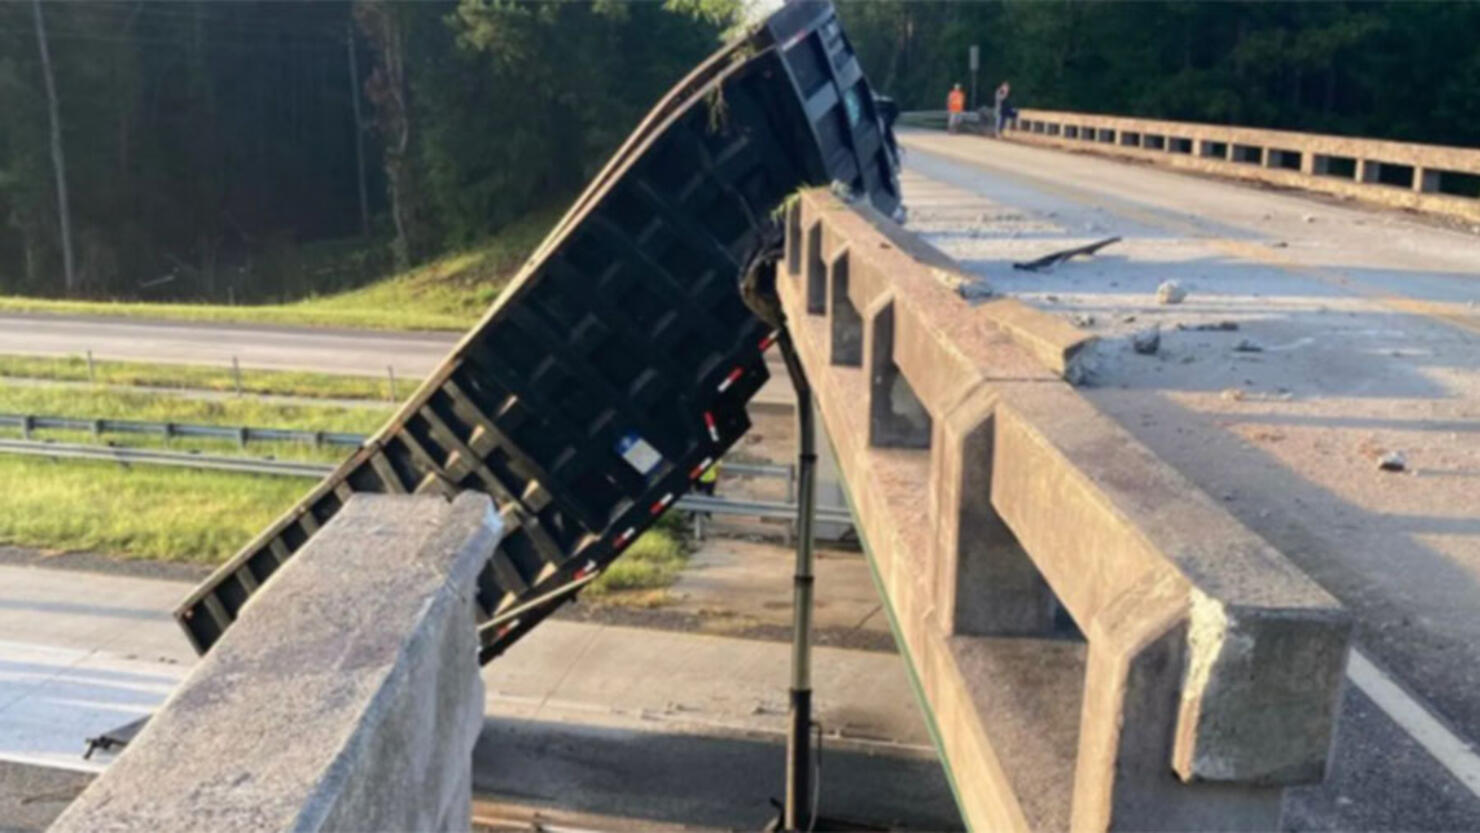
1348,649 -> 1480,797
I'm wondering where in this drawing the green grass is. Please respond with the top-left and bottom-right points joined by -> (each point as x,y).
588,511 -> 690,596
0,455 -> 307,562
0,354 -> 397,401
0,210 -> 555,332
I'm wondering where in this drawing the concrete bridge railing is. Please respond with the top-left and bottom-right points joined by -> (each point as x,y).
49,493 -> 502,833
1006,108 -> 1480,223
779,190 -> 1353,831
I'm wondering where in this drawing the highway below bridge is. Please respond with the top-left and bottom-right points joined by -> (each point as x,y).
1,128 -> 1477,829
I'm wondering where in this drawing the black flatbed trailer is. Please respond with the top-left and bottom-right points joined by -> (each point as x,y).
175,0 -> 901,663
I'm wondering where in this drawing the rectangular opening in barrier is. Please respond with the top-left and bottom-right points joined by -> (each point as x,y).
1096,128 -> 1115,143
1266,148 -> 1302,170
1362,160 -> 1416,189
868,303 -> 931,449
786,202 -> 802,277
947,414 -> 1080,641
1032,121 -> 1046,134
1313,154 -> 1358,179
1079,126 -> 1095,142
1169,137 -> 1193,154
1426,169 -> 1480,197
1231,144 -> 1262,165
1119,131 -> 1141,147
1064,126 -> 1079,139
1199,140 -> 1229,159
1143,134 -> 1166,150
1046,123 -> 1060,136
806,222 -> 826,314
830,253 -> 862,366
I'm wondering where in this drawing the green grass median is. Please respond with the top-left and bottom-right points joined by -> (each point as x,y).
0,210 -> 554,333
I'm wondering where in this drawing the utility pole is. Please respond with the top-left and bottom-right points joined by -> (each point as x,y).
969,44 -> 980,111
32,0 -> 76,294
347,19 -> 370,238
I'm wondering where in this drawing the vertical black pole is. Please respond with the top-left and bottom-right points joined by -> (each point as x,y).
778,327 -> 816,832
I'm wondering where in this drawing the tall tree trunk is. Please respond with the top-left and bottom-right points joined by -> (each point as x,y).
357,1 -> 417,269
348,19 -> 370,238
32,0 -> 76,294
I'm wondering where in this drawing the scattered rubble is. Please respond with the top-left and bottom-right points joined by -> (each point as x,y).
1233,338 -> 1264,352
1378,451 -> 1407,472
1132,328 -> 1161,355
1071,312 -> 1096,328
1303,214 -> 1317,223
1267,241 -> 1289,249
1180,320 -> 1238,331
1156,280 -> 1187,305
1221,388 -> 1246,402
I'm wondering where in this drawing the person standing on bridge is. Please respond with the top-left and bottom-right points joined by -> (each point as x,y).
946,82 -> 966,132
994,81 -> 1015,137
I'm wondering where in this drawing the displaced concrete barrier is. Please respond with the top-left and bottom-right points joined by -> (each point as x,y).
49,492 -> 502,833
1006,108 -> 1480,223
779,189 -> 1353,831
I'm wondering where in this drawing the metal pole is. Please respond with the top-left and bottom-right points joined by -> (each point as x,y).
777,327 -> 816,832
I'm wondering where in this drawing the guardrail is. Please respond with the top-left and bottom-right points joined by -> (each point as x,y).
1003,108 -> 1480,222
0,437 -> 846,526
0,412 -> 364,448
779,188 -> 1351,831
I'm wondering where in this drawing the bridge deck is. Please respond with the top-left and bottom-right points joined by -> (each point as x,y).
894,130 -> 1480,828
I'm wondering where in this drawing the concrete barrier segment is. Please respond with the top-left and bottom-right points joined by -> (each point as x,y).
48,493 -> 502,833
778,188 -> 1352,831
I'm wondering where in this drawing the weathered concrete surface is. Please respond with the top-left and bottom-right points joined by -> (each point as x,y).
779,189 -> 1353,831
47,493 -> 501,833
1006,109 -> 1480,223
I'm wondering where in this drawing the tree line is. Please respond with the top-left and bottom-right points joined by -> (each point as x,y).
2,1 -> 1474,302
840,1 -> 1480,149
0,0 -> 733,301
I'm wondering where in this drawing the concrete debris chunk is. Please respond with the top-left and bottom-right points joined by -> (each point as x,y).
1132,327 -> 1161,355
1180,320 -> 1238,332
1221,387 -> 1246,402
1072,312 -> 1096,328
1377,451 -> 1407,472
1234,338 -> 1264,353
1156,280 -> 1187,305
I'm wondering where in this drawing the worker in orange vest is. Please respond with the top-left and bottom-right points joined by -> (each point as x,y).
946,82 -> 966,132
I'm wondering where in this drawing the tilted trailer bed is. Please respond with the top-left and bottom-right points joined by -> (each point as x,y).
175,0 -> 902,663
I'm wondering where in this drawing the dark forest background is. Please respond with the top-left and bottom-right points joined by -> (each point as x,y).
2,1 -> 1476,302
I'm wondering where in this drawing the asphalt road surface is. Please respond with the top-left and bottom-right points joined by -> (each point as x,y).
0,313 -> 456,377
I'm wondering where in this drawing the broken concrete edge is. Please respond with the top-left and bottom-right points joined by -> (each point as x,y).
992,385 -> 1351,785
50,493 -> 501,833
801,189 -> 1095,382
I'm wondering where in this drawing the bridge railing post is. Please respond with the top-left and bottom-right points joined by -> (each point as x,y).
779,188 -> 1352,832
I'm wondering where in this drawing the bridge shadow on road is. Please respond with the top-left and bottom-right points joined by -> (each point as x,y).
473,715 -> 963,831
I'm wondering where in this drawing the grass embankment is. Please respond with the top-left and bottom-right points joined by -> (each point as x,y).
0,209 -> 555,332
0,354 -> 396,401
